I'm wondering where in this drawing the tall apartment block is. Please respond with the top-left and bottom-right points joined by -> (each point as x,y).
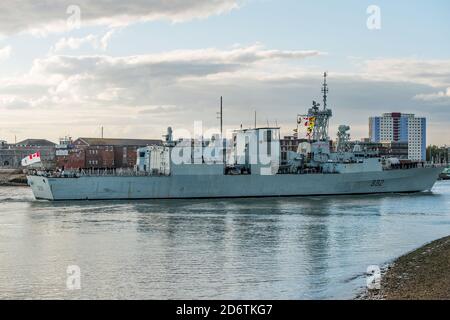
369,112 -> 426,161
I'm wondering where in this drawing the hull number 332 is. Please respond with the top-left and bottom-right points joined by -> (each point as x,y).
371,180 -> 385,187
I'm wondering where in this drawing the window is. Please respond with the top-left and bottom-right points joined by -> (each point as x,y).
266,130 -> 272,156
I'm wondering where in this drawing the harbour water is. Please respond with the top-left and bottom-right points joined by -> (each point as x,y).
1,181 -> 449,299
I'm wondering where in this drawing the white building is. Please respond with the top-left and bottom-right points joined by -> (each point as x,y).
369,113 -> 426,161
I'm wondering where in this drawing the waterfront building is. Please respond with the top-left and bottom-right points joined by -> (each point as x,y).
347,140 -> 409,159
280,136 -> 307,162
369,113 -> 426,161
0,139 -> 56,168
56,137 -> 162,170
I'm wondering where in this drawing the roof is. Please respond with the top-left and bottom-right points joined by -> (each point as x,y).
234,127 -> 281,133
75,138 -> 162,147
15,139 -> 56,146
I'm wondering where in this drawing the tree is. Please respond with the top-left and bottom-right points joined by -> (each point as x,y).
427,145 -> 448,163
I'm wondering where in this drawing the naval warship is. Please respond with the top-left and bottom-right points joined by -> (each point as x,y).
27,74 -> 442,201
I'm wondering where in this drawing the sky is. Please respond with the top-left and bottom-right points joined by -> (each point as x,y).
0,0 -> 449,145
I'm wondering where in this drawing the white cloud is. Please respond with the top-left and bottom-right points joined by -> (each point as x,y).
0,46 -> 449,145
0,0 -> 240,36
0,44 -> 322,111
51,29 -> 118,52
360,58 -> 450,107
32,44 -> 323,79
0,44 -> 324,140
414,88 -> 450,102
100,29 -> 117,50
0,95 -> 30,109
53,34 -> 98,52
0,45 -> 11,61
362,58 -> 450,88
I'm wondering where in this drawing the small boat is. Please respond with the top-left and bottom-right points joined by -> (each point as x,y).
439,167 -> 450,180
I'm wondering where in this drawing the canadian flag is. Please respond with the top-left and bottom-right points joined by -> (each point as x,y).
21,152 -> 42,167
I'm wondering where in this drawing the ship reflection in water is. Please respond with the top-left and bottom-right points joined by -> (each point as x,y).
1,182 -> 450,299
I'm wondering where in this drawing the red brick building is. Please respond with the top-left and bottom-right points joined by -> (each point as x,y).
56,138 -> 162,170
280,136 -> 308,162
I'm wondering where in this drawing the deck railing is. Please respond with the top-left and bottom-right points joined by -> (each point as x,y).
28,168 -> 169,178
27,162 -> 448,178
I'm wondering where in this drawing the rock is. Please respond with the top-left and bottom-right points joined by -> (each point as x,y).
359,235 -> 450,300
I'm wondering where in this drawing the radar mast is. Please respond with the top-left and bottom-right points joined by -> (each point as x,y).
307,72 -> 332,141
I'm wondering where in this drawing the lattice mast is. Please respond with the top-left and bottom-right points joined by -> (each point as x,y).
308,72 -> 332,141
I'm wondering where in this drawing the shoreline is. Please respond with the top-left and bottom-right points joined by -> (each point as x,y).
0,171 -> 28,186
360,235 -> 450,300
0,182 -> 28,187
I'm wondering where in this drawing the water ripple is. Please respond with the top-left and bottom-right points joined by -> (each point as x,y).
0,182 -> 449,299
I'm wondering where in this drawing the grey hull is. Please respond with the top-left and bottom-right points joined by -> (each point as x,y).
27,167 -> 442,201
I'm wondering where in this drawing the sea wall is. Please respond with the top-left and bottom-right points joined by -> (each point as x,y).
0,169 -> 28,186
